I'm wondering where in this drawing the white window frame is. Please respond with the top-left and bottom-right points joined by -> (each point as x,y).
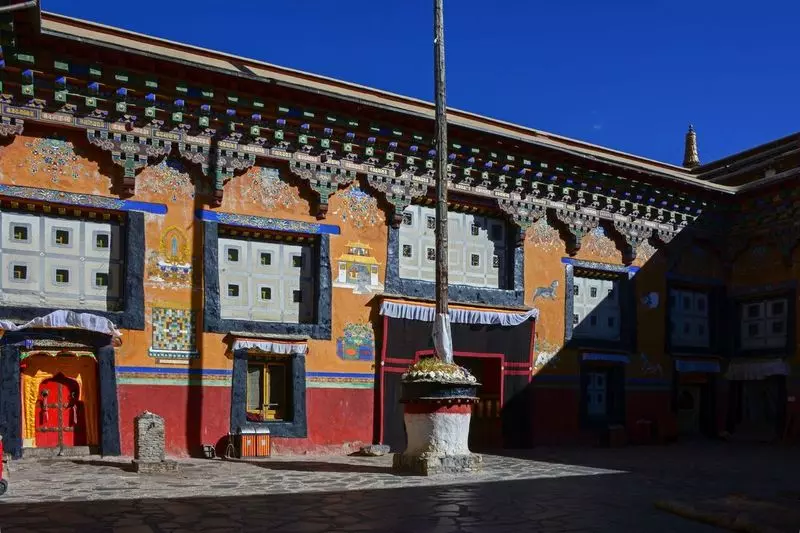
670,289 -> 710,348
572,276 -> 621,341
741,297 -> 787,350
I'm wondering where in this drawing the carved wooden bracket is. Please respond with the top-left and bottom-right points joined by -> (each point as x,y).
87,129 -> 172,195
498,198 -> 546,244
366,169 -> 427,227
213,147 -> 256,206
0,116 -> 24,137
289,160 -> 355,219
555,208 -> 600,255
613,220 -> 654,265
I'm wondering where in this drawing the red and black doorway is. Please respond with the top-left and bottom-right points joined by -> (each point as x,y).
0,324 -> 121,459
377,300 -> 536,452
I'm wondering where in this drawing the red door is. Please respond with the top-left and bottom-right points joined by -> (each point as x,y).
35,374 -> 85,448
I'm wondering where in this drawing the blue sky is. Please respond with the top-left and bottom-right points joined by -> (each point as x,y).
44,1 -> 799,165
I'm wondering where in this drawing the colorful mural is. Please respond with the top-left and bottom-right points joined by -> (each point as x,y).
333,242 -> 384,294
635,240 -> 657,264
582,226 -> 618,260
243,167 -> 300,211
336,323 -> 375,362
532,280 -> 559,302
149,308 -> 198,361
527,218 -> 561,251
146,226 -> 193,289
137,159 -> 196,202
533,337 -> 562,372
333,186 -> 381,229
21,136 -> 95,184
639,352 -> 664,377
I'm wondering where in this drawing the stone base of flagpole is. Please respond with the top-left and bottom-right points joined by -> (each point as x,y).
392,374 -> 482,476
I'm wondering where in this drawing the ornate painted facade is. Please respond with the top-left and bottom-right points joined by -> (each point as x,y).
0,3 -> 797,458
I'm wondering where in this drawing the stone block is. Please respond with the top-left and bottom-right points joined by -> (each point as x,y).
132,459 -> 178,474
134,411 -> 165,463
359,444 -> 390,457
392,452 -> 483,476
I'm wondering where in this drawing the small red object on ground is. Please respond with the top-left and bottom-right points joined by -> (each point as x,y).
0,434 -> 7,495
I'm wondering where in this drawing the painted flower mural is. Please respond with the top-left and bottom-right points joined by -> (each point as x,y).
22,137 -> 94,184
336,323 -> 375,362
527,218 -> 561,251
244,167 -> 300,211
333,186 -> 381,229
137,159 -> 195,202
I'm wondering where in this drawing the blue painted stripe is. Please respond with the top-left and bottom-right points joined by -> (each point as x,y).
197,209 -> 340,235
627,377 -> 671,386
676,360 -> 721,373
583,352 -> 630,364
116,366 -> 232,376
120,200 -> 167,215
561,257 -> 637,274
307,372 -> 375,379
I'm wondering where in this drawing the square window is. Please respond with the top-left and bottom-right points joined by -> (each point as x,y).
470,224 -> 480,236
426,248 -> 435,261
95,233 -> 110,249
402,244 -> 412,258
260,287 -> 272,300
747,304 -> 761,319
402,212 -> 413,226
426,216 -> 435,229
12,225 -> 28,241
684,323 -> 691,334
683,296 -> 691,310
227,284 -> 240,297
492,255 -> 500,269
573,314 -> 579,325
95,272 -> 109,287
697,297 -> 706,312
470,254 -> 480,267
260,252 -> 272,266
771,301 -> 785,316
590,287 -> 598,298
698,324 -> 706,336
607,316 -> 615,328
747,323 -> 760,337
293,290 -> 303,303
13,264 -> 27,280
589,316 -> 597,326
292,255 -> 303,268
54,229 -> 70,246
573,285 -> 580,296
227,248 -> 239,262
772,321 -> 784,334
55,268 -> 70,284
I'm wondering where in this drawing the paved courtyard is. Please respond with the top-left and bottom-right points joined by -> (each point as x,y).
0,442 -> 797,532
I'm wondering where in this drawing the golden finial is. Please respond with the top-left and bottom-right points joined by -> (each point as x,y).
683,124 -> 700,169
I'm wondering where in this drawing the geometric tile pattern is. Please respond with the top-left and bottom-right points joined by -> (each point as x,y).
149,307 -> 198,360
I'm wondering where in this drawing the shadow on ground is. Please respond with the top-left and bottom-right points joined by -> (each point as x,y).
0,469 -> 726,533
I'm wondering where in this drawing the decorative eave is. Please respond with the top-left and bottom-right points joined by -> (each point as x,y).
0,5 -> 729,255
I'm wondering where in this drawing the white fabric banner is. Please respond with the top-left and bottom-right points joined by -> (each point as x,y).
380,300 -> 538,326
725,359 -> 790,381
0,310 -> 121,338
232,339 -> 308,355
432,313 -> 453,363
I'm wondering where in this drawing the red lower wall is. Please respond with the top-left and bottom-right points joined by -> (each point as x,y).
271,388 -> 374,454
118,385 -> 374,457
118,384 -> 231,457
530,387 -> 677,445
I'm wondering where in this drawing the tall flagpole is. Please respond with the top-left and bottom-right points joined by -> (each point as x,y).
432,0 -> 453,364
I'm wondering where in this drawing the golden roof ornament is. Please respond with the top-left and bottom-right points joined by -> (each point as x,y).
683,124 -> 700,169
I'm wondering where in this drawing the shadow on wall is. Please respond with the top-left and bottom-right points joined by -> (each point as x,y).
511,206 -> 795,447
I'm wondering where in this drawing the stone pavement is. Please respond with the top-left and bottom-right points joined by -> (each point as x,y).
0,442 -> 797,532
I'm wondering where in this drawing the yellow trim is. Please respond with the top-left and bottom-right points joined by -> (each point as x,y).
338,254 -> 380,265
